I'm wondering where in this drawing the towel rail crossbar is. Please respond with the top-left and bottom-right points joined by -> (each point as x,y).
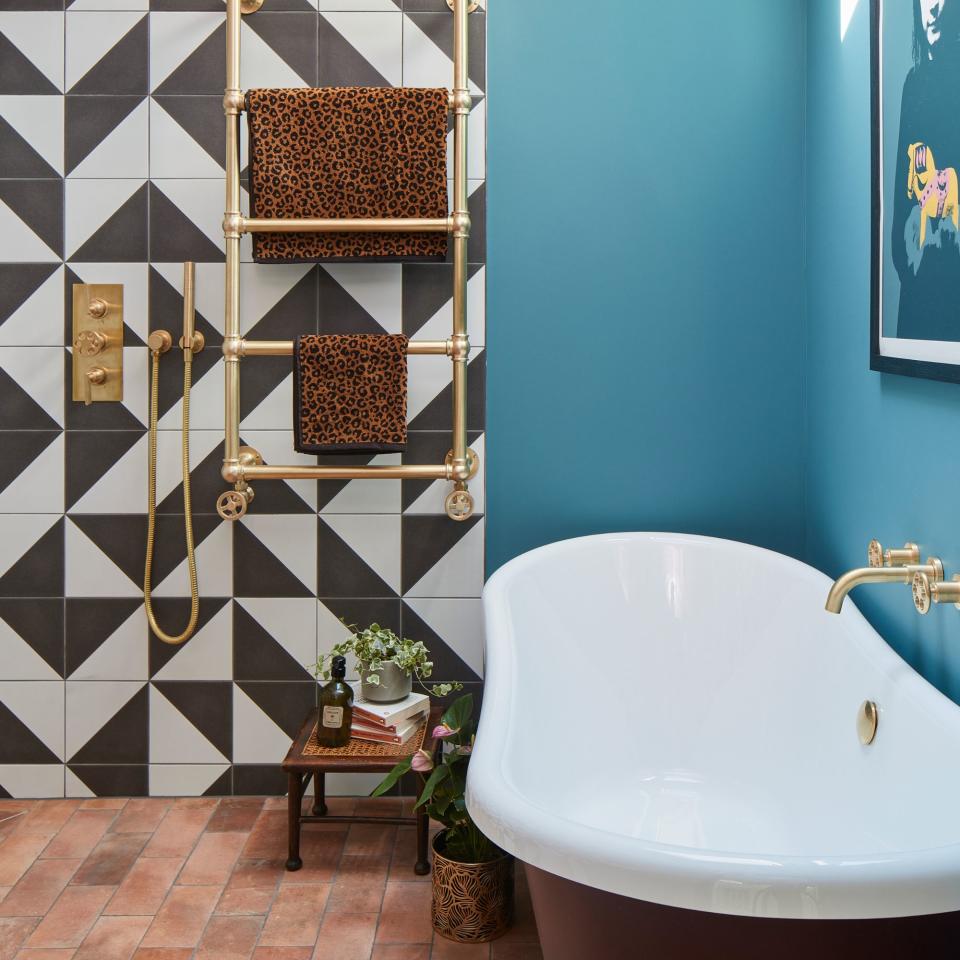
219,0 -> 476,523
238,217 -> 453,235
237,339 -> 452,358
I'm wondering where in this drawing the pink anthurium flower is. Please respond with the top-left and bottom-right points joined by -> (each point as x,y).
411,749 -> 434,773
432,724 -> 458,739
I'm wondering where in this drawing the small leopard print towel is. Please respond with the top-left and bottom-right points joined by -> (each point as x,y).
294,334 -> 408,454
246,87 -> 448,262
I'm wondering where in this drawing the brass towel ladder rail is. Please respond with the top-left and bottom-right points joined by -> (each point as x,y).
217,0 -> 478,523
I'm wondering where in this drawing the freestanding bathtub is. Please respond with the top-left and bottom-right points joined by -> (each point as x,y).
466,533 -> 960,959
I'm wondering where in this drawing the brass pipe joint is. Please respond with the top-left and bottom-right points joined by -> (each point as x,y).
222,459 -> 243,485
449,89 -> 472,114
451,211 -> 471,238
448,333 -> 470,361
222,337 -> 243,361
223,212 -> 244,239
223,89 -> 245,115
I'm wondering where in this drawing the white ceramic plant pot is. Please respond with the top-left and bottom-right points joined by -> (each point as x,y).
360,661 -> 413,703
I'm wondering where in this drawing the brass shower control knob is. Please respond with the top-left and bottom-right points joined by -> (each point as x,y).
87,297 -> 108,319
75,329 -> 108,357
867,539 -> 884,568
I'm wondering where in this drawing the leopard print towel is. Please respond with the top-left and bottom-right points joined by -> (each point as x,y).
246,87 -> 448,262
294,334 -> 408,454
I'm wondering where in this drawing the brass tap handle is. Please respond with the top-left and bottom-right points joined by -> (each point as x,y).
870,540 -> 920,568
913,572 -> 960,614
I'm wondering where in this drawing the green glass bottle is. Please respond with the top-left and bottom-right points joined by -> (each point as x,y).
318,655 -> 353,748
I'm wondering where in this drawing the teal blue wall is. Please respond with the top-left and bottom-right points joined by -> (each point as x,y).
806,0 -> 960,702
486,0 -> 807,572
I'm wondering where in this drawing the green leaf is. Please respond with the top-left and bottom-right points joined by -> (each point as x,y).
441,694 -> 473,732
370,756 -> 412,798
414,763 -> 450,810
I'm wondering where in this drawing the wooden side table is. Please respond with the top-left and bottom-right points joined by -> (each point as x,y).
281,705 -> 443,875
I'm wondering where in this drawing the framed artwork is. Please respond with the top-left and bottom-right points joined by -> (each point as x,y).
872,0 -> 960,382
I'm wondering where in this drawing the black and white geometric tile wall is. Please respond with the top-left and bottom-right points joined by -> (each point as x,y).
0,0 -> 486,799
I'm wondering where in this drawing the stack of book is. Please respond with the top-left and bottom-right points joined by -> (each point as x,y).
350,689 -> 430,744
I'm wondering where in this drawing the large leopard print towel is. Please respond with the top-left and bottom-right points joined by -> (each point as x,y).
246,87 -> 448,262
294,334 -> 408,454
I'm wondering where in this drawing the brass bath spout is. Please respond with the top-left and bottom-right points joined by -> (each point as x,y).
825,560 -> 943,614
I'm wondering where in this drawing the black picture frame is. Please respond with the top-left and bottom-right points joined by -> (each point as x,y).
870,0 -> 960,384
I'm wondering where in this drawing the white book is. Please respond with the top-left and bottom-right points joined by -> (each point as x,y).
352,690 -> 430,730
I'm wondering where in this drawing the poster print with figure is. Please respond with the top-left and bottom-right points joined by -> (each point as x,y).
872,0 -> 960,381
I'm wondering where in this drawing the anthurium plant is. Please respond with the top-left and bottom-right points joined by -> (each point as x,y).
314,623 -> 461,698
372,693 -> 499,864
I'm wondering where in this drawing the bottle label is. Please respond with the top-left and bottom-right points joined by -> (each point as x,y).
322,706 -> 344,729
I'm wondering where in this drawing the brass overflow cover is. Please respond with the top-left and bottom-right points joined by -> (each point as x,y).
857,700 -> 879,745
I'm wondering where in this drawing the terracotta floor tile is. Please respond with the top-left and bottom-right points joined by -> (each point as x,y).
206,800 -> 264,835
40,812 -> 115,862
261,799 -> 288,813
372,946 -> 430,959
73,915 -> 151,960
354,800 -> 402,819
80,800 -> 127,811
110,802 -> 172,837
0,861 -> 80,918
327,856 -> 388,916
131,949 -> 193,960
259,885 -> 331,947
387,830 -> 430,884
179,832 -> 248,887
430,938 -> 490,959
139,886 -> 220,949
489,946 -> 542,960
25,886 -> 114,950
142,807 -> 214,860
16,804 -> 81,840
0,890 -> 10,906
310,913 -> 377,960
104,859 -> 183,917
195,915 -> 263,960
0,836 -> 54,888
375,884 -> 432,945
172,799 -> 218,811
280,830 -> 344,885
131,950 -> 193,960
240,814 -> 287,862
14,949 -> 78,959
72,834 -> 149,887
215,887 -> 276,916
252,949 -> 313,960
343,826 -> 396,859
227,860 -> 284,891
0,917 -> 39,959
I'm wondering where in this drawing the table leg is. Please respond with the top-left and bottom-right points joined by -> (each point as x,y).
313,770 -> 327,816
415,806 -> 430,875
286,771 -> 303,871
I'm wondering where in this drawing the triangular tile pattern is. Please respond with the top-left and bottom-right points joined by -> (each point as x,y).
0,1 -> 486,796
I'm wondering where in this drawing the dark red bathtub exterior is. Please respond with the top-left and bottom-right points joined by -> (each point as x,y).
525,863 -> 960,959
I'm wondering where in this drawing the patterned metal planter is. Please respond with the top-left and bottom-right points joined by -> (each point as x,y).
431,832 -> 514,943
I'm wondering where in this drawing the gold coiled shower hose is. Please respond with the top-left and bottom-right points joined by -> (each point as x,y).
143,263 -> 200,645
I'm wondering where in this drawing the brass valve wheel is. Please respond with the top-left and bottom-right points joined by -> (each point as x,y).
867,539 -> 884,569
217,489 -> 249,521
913,571 -> 933,615
445,487 -> 474,522
75,329 -> 108,357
